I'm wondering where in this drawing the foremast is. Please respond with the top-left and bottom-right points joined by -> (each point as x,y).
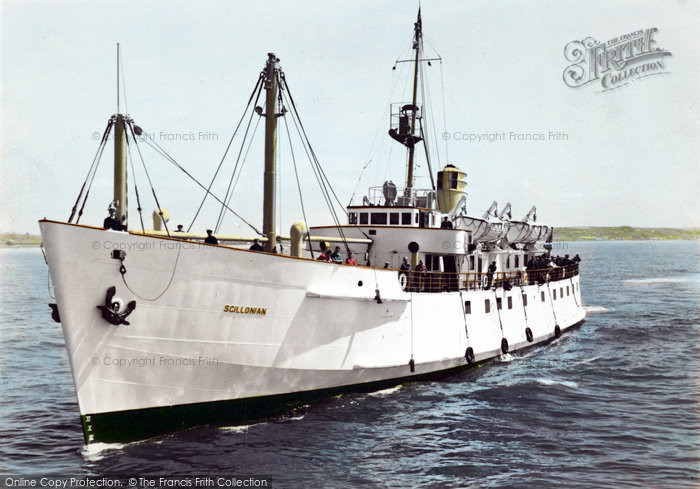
262,53 -> 281,252
114,44 -> 127,229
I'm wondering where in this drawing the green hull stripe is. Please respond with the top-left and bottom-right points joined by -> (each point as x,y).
81,319 -> 585,444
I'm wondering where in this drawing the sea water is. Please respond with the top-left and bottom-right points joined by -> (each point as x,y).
1,241 -> 698,488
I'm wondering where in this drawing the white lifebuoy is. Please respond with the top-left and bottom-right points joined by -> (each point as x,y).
398,272 -> 408,291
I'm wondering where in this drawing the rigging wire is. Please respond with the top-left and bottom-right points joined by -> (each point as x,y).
141,135 -> 262,235
280,73 -> 350,251
214,84 -> 264,233
189,73 -> 265,232
439,60 -> 449,163
119,48 -> 129,115
125,124 -> 146,232
224,115 -> 262,213
281,101 -> 314,258
126,121 -> 170,236
280,74 -> 348,218
418,55 -> 436,189
69,118 -> 114,223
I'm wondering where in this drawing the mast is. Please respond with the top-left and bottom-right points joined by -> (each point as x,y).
114,44 -> 127,229
262,53 -> 280,252
406,8 -> 422,190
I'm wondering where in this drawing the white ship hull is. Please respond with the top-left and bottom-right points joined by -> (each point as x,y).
41,220 -> 585,443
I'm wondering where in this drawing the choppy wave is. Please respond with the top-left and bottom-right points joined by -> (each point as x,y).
3,237 -> 699,488
536,377 -> 579,389
623,277 -> 690,286
584,306 -> 609,313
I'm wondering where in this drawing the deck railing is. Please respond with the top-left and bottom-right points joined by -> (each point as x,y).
398,264 -> 580,293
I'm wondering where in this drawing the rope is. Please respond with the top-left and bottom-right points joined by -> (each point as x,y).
141,136 -> 262,235
280,73 -> 351,252
190,73 -> 265,231
459,290 -> 470,342
546,281 -> 559,326
70,118 -> 113,223
215,82 -> 264,232
125,124 -> 146,232
281,107 -> 314,258
126,121 -> 169,236
119,245 -> 182,301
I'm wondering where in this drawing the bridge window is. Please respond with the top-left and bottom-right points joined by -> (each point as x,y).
402,212 -> 411,225
349,212 -> 357,225
360,212 -> 368,225
485,299 -> 490,313
464,301 -> 471,314
371,213 -> 387,225
390,212 -> 399,225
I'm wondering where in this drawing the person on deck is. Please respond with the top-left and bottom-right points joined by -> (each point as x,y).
103,207 -> 125,231
400,257 -> 411,271
331,246 -> 343,264
486,261 -> 497,289
440,217 -> 453,229
250,239 -> 264,251
345,252 -> 357,265
204,229 -> 218,245
175,224 -> 184,232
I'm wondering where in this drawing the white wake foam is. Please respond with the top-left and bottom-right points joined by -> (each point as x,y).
584,305 -> 609,313
536,378 -> 578,389
81,442 -> 126,461
367,385 -> 403,397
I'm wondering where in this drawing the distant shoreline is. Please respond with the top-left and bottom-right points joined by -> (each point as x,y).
554,227 -> 700,241
2,227 -> 698,248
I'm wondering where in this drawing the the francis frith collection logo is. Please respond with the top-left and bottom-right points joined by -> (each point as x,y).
563,28 -> 672,92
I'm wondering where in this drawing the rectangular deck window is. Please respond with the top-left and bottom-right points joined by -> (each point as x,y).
360,213 -> 368,225
522,294 -> 528,306
485,299 -> 490,313
402,212 -> 411,225
566,286 -> 570,296
496,298 -> 502,310
464,301 -> 471,314
371,213 -> 387,225
507,296 -> 513,309
469,256 -> 475,271
560,287 -> 563,298
390,212 -> 399,225
515,255 -> 519,268
553,289 -> 557,300
541,291 -> 545,302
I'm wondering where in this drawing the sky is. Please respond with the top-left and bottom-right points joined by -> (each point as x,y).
1,0 -> 698,235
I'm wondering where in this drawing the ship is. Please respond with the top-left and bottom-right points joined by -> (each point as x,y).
40,10 -> 585,444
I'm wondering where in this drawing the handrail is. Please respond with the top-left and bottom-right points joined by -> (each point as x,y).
396,264 -> 579,293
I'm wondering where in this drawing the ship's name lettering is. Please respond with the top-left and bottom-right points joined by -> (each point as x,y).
223,305 -> 267,316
